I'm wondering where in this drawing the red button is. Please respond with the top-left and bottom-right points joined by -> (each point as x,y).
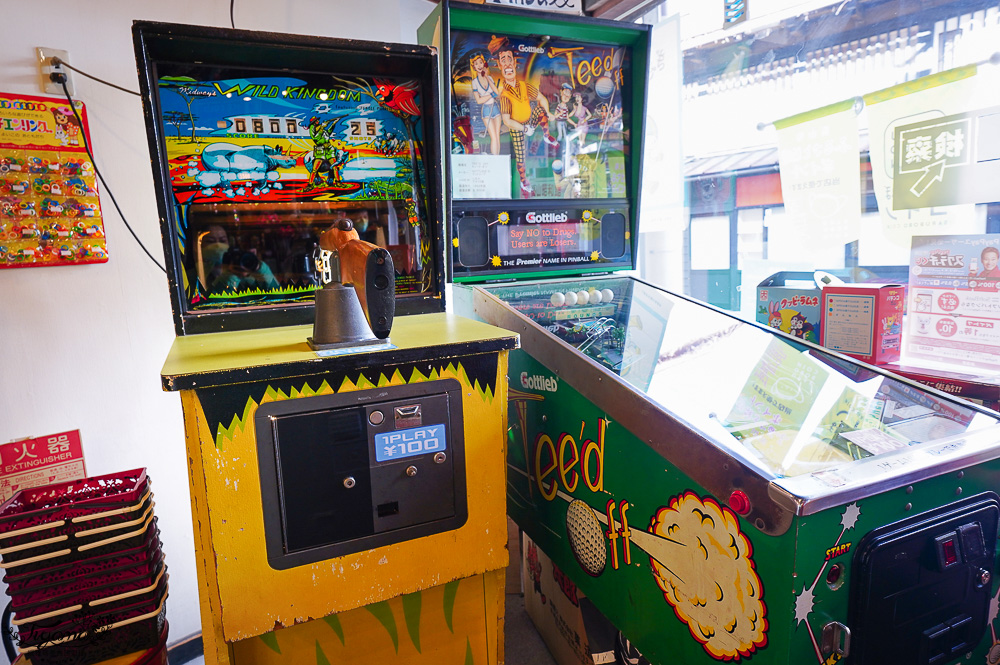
942,539 -> 958,566
729,490 -> 751,516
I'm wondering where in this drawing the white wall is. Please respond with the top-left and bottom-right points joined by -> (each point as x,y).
0,0 -> 434,657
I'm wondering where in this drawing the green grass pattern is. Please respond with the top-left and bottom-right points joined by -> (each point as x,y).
323,614 -> 345,645
443,579 -> 461,633
366,601 -> 399,653
249,578 -> 487,661
259,631 -> 281,654
315,640 -> 331,665
402,591 -> 423,653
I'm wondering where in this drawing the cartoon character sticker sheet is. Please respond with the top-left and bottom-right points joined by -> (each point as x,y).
450,31 -> 629,200
154,70 -> 432,311
0,93 -> 107,268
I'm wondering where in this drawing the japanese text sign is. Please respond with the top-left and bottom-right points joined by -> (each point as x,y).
893,106 -> 1000,210
904,234 -> 1000,373
0,429 -> 87,503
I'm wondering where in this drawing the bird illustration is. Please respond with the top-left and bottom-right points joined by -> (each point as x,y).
374,79 -> 421,118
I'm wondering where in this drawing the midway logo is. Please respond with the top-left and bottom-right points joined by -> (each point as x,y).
521,372 -> 558,392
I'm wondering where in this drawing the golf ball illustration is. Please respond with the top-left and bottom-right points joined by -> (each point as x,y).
566,499 -> 606,576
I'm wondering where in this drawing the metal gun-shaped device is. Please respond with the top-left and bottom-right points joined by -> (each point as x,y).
308,218 -> 395,350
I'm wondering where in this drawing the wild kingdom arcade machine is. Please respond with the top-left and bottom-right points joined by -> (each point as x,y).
422,6 -> 1000,665
135,23 -> 517,665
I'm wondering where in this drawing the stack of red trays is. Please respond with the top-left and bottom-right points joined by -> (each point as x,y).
0,469 -> 167,665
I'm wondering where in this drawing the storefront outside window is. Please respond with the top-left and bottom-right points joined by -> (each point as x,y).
638,0 -> 1000,382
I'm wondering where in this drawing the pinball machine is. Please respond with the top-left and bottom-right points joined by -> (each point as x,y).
421,4 -> 1000,665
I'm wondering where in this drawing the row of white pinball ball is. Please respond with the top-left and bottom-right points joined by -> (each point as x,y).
550,288 -> 615,307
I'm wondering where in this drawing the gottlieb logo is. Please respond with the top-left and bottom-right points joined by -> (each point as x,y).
525,211 -> 568,224
520,372 -> 558,392
518,44 -> 545,54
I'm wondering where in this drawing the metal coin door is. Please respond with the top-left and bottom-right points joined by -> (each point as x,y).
849,493 -> 1000,665
255,380 -> 467,569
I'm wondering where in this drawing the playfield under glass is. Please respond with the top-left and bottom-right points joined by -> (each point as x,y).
482,276 -> 1000,479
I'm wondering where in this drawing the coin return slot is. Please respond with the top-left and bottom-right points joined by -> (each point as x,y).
377,501 -> 399,518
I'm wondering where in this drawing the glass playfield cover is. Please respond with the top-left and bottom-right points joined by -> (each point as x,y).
480,276 -> 1000,481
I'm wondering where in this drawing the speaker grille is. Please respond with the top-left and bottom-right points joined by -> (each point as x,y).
600,213 -> 627,259
457,216 -> 490,266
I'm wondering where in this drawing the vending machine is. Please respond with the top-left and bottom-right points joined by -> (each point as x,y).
135,22 -> 517,665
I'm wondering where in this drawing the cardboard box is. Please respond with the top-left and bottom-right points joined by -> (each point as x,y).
756,269 -> 881,344
821,283 -> 905,365
756,272 -> 823,343
522,533 -> 643,665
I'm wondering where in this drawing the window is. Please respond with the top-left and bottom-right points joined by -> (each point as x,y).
638,0 -> 1000,316
689,215 -> 730,270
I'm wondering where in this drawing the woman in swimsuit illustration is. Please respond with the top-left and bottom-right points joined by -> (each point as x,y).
469,52 -> 501,155
569,92 -> 593,147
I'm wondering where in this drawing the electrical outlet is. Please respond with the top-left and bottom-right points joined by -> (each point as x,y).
36,47 -> 74,96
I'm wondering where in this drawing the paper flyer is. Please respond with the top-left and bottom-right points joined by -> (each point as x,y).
775,104 -> 862,254
904,233 -> 1000,373
725,336 -> 828,432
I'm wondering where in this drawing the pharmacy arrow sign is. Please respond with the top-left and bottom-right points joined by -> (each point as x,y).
909,158 -> 947,197
891,107 -> 1000,210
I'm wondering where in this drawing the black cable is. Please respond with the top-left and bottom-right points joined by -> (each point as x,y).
1,600 -> 16,662
57,76 -> 167,274
230,0 -> 236,28
50,57 -> 140,96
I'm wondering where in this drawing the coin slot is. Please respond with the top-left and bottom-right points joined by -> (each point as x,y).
377,501 -> 399,518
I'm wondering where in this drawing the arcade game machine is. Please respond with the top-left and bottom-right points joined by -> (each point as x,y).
474,277 -> 1000,665
423,7 -> 1000,665
134,22 -> 517,665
